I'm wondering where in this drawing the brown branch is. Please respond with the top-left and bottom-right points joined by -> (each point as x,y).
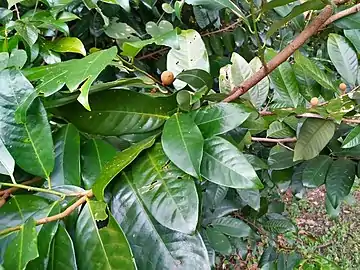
0,191 -> 93,236
252,137 -> 297,143
223,5 -> 335,102
322,3 -> 360,29
0,177 -> 42,196
201,20 -> 241,37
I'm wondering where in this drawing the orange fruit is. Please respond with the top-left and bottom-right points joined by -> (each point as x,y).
339,83 -> 347,92
310,97 -> 319,107
161,71 -> 174,86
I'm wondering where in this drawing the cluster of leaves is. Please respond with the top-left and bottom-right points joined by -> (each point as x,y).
1,0 -> 360,269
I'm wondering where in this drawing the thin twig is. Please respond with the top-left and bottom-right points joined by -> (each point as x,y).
0,191 -> 93,236
321,3 -> 360,29
0,177 -> 42,196
252,137 -> 297,143
0,182 -> 66,198
201,20 -> 241,37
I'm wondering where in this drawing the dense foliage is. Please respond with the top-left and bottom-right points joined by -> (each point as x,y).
1,0 -> 360,269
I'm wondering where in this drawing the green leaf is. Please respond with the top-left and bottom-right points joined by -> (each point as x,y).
176,69 -> 213,89
267,121 -> 295,138
146,20 -> 173,37
268,145 -> 298,170
48,225 -> 78,270
249,57 -> 269,108
344,29 -> 360,54
162,113 -> 204,178
326,159 -> 356,208
237,189 -> 261,211
0,70 -> 54,179
327,33 -> 358,86
302,156 -> 332,188
211,216 -> 252,237
174,0 -> 184,21
201,136 -> 263,189
75,201 -> 136,270
190,102 -> 251,138
167,29 -> 210,89
334,12 -> 360,29
23,47 -> 117,111
0,139 -> 15,183
342,126 -> 360,148
0,53 -> 8,71
293,62 -> 321,101
294,119 -> 335,161
14,21 -> 39,46
184,0 -> 248,26
263,217 -> 296,234
262,0 -> 298,11
7,49 -> 27,69
53,89 -> 177,136
26,203 -> 60,270
29,11 -> 70,35
131,144 -> 199,234
205,227 -> 232,255
3,218 -> 38,270
259,246 -> 277,268
81,139 -> 117,189
111,174 -> 211,269
294,51 -> 337,92
50,124 -> 81,187
265,48 -> 302,107
92,136 -> 156,201
82,0 -> 109,26
219,52 -> 252,94
48,37 -> 86,56
104,20 -> 140,43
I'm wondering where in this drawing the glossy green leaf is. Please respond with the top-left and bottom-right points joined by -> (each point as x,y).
93,136 -> 156,201
0,70 -> 54,179
174,0 -> 184,21
204,182 -> 228,208
51,124 -> 80,187
81,139 -> 117,189
131,144 -> 199,234
176,69 -> 213,89
325,195 -> 341,219
3,218 -> 38,270
14,21 -> 38,46
48,225 -> 78,270
111,174 -> 210,269
162,113 -> 203,178
211,216 -> 252,237
249,57 -> 269,108
268,145 -> 298,170
262,0 -> 297,11
7,49 -> 27,69
263,217 -> 296,234
201,136 -> 263,189
294,51 -> 337,92
267,121 -> 295,138
265,48 -> 302,107
75,201 -> 136,270
205,227 -> 232,255
191,103 -> 251,138
344,29 -> 360,54
167,29 -> 210,89
334,12 -> 360,29
244,154 -> 268,171
302,156 -> 332,188
237,189 -> 261,211
293,62 -> 321,101
0,53 -> 8,71
104,20 -> 140,43
29,11 -> 70,35
23,47 -> 117,111
327,33 -> 358,86
294,119 -> 335,161
342,126 -> 360,148
54,89 -> 177,136
48,37 -> 86,55
326,159 -> 356,208
259,246 -> 277,268
0,139 -> 15,183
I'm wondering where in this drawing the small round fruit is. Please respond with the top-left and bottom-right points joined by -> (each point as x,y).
161,71 -> 174,86
310,97 -> 319,107
339,83 -> 347,92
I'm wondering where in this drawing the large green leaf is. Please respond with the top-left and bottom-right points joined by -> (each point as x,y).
327,34 -> 358,86
268,145 -> 298,170
267,121 -> 295,138
237,189 -> 260,211
249,57 -> 270,108
22,47 -> 117,110
344,29 -> 360,54
190,103 -> 251,138
81,139 -> 117,189
176,69 -> 213,89
3,218 -> 38,270
302,156 -> 332,188
111,174 -> 210,270
48,225 -> 78,270
0,139 -> 15,183
326,159 -> 356,208
167,29 -> 210,89
211,216 -> 252,238
294,119 -> 335,161
51,124 -> 81,187
205,227 -> 232,255
92,136 -> 156,201
293,62 -> 321,101
265,48 -> 302,107
0,70 -> 54,179
342,126 -> 360,148
54,89 -> 177,136
48,37 -> 86,55
162,113 -> 203,178
131,144 -> 199,234
334,12 -> 360,29
75,201 -> 136,270
294,51 -> 337,92
201,136 -> 263,189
